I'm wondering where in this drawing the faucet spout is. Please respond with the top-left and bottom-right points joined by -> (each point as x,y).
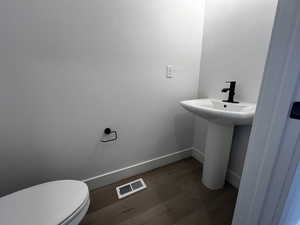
221,88 -> 230,93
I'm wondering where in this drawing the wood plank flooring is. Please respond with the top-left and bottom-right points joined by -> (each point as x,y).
80,158 -> 237,225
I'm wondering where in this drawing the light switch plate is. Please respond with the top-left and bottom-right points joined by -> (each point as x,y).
166,65 -> 176,78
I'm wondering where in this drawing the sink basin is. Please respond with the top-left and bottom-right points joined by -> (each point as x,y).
180,98 -> 256,190
180,99 -> 256,125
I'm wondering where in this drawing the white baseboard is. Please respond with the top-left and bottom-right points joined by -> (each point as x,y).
191,148 -> 205,162
226,169 -> 241,189
191,148 -> 241,188
83,148 -> 193,190
83,147 -> 240,191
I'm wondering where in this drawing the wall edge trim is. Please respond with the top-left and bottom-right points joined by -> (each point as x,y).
83,147 -> 240,190
83,148 -> 193,190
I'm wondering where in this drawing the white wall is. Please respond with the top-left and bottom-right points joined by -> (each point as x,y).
194,0 -> 278,177
0,0 -> 204,196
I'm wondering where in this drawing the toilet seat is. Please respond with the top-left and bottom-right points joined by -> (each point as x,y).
0,180 -> 90,225
61,194 -> 90,225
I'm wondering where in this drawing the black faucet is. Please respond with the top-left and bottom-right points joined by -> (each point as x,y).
222,81 -> 239,103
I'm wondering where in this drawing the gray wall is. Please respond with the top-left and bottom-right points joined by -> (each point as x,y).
194,0 -> 278,177
0,0 -> 204,196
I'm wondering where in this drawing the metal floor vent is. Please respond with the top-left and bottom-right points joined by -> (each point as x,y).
116,178 -> 147,199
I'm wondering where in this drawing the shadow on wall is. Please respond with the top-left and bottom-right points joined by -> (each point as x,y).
229,125 -> 252,175
193,117 -> 208,153
174,113 -> 195,150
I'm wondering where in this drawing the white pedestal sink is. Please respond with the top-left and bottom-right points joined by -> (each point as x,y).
180,98 -> 256,190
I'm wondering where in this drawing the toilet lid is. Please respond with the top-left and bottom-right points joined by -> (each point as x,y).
0,180 -> 89,225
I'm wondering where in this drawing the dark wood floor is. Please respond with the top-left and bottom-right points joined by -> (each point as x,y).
80,158 -> 237,225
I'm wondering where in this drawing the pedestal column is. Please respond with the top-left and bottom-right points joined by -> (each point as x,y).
202,121 -> 234,190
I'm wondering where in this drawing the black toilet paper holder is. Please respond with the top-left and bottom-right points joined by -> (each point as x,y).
101,128 -> 118,143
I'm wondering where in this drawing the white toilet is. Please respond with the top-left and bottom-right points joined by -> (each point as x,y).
0,180 -> 90,225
